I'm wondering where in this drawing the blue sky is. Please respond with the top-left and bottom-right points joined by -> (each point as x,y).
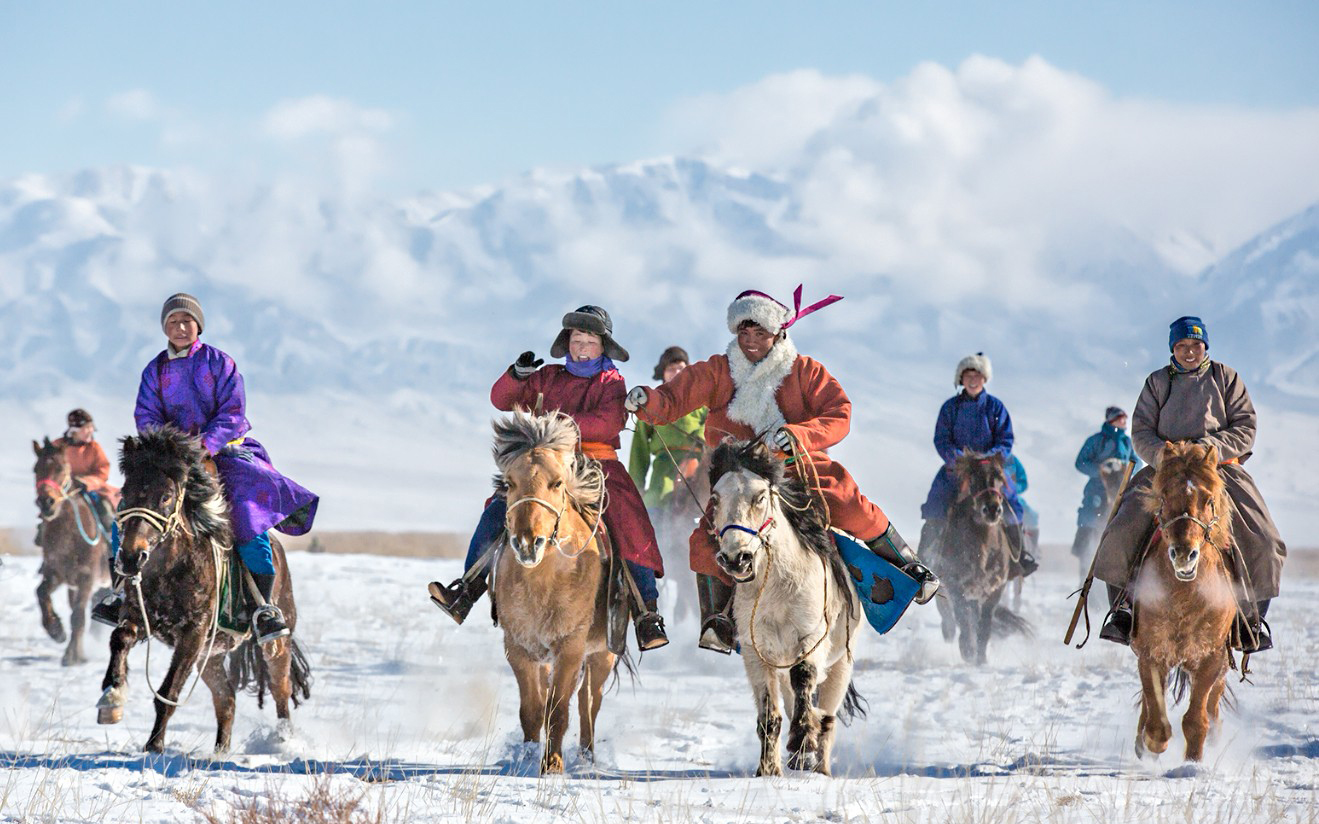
3,1 -> 1318,191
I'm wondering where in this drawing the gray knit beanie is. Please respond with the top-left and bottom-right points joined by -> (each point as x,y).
160,293 -> 204,334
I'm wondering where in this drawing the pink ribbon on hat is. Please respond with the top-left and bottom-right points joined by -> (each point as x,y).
735,284 -> 844,332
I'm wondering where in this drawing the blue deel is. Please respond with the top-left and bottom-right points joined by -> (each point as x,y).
833,530 -> 919,635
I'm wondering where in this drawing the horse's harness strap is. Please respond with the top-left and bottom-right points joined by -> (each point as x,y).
1158,499 -> 1220,538
718,517 -> 774,542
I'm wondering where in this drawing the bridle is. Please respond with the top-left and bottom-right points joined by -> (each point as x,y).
1158,482 -> 1222,540
114,488 -> 189,575
35,475 -> 73,521
716,490 -> 776,550
506,494 -> 567,548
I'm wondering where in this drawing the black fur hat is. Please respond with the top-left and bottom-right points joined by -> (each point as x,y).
652,346 -> 690,381
549,305 -> 629,362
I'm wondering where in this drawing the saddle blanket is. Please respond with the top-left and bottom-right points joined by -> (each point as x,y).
832,529 -> 919,635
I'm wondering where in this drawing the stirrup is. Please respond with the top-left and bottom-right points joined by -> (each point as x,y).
90,591 -> 125,627
1234,615 -> 1273,654
428,580 -> 473,624
252,604 -> 290,644
903,562 -> 940,605
1099,607 -> 1132,646
634,611 -> 670,652
698,614 -> 736,655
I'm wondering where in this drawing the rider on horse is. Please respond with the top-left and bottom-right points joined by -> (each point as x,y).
1071,406 -> 1141,558
35,408 -> 120,546
628,347 -> 707,510
428,305 -> 670,652
625,286 -> 940,654
918,353 -> 1038,577
90,293 -> 320,644
1096,316 -> 1286,653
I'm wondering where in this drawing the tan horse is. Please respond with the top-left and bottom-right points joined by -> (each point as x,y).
1131,441 -> 1235,762
32,438 -> 110,666
490,410 -> 617,775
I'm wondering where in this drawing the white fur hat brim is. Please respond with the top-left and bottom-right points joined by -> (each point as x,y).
727,292 -> 790,335
955,353 -> 992,386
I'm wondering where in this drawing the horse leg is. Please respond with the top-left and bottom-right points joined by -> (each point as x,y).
505,641 -> 546,745
747,664 -> 783,777
199,652 -> 237,754
1182,656 -> 1228,762
261,638 -> 295,725
1012,577 -> 1023,612
578,650 -> 613,762
62,571 -> 93,666
785,661 -> 821,772
541,641 -> 586,775
976,589 -> 1003,666
1136,657 -> 1171,757
1205,658 -> 1228,743
954,597 -> 978,663
144,631 -> 205,753
936,594 -> 956,642
812,659 -> 855,777
98,621 -> 142,725
36,573 -> 67,644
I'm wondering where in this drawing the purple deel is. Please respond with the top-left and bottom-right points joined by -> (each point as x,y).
133,340 -> 319,544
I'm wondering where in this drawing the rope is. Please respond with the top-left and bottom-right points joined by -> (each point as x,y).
747,533 -> 834,671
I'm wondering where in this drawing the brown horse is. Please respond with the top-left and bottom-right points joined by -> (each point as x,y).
1074,457 -> 1130,581
31,438 -> 110,666
931,452 -> 1030,665
96,426 -> 310,754
489,410 -> 617,775
1130,441 -> 1236,762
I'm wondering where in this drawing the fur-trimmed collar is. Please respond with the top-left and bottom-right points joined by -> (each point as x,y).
725,336 -> 798,436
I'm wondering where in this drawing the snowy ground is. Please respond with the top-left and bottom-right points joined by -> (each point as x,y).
2,548 -> 1317,823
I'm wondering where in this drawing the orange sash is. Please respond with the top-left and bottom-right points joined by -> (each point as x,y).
581,442 -> 618,462
1220,456 -> 1238,466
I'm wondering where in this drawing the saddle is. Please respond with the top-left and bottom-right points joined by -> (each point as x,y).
215,550 -> 264,638
832,530 -> 920,634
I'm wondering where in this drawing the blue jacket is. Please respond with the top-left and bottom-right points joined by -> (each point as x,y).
1074,423 -> 1141,527
922,390 -> 1020,520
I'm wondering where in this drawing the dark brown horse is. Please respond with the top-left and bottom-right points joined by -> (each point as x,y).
931,452 -> 1030,664
1131,441 -> 1236,762
490,410 -> 617,775
96,426 -> 310,754
31,438 -> 110,666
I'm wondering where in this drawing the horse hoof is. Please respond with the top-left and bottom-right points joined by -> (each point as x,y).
97,706 -> 123,725
46,624 -> 68,644
541,754 -> 564,775
755,764 -> 783,778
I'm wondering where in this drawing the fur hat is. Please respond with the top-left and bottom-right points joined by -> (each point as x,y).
726,285 -> 844,335
66,408 -> 94,428
955,352 -> 992,387
1105,405 -> 1127,423
652,346 -> 690,381
160,292 -> 204,334
1168,315 -> 1208,351
549,305 -> 629,362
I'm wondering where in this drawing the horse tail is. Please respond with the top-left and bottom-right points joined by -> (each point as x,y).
228,636 -> 313,709
991,604 -> 1034,638
839,681 -> 869,726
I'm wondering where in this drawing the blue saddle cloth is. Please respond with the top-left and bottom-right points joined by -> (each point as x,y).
832,530 -> 919,634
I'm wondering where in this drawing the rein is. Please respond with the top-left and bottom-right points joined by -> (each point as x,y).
36,476 -> 105,545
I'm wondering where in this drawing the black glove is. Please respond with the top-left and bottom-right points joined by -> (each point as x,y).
220,444 -> 256,463
512,351 -> 543,380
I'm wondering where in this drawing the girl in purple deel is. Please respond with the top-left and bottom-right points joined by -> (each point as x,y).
91,293 -> 319,643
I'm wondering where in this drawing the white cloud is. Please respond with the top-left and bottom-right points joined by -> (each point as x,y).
261,95 -> 394,141
56,96 -> 85,124
105,89 -> 161,120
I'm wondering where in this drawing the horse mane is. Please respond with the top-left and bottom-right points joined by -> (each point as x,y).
708,438 -> 851,597
120,426 -> 232,545
952,451 -> 1005,481
491,410 -> 604,519
1144,441 -> 1233,550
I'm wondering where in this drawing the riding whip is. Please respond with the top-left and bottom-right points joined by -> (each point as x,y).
1063,458 -> 1136,647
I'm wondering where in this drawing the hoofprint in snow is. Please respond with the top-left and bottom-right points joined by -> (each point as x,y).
1,550 -> 1316,823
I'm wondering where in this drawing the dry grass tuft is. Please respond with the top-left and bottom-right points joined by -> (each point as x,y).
200,778 -> 388,824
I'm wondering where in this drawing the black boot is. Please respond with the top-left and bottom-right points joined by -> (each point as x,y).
1099,583 -> 1132,646
428,573 -> 489,625
1233,599 -> 1273,654
251,573 -> 290,644
697,573 -> 736,654
90,561 -> 126,627
634,599 -> 669,651
868,523 -> 940,604
1012,522 -> 1039,577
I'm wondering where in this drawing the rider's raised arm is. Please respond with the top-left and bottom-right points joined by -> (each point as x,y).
782,357 -> 850,454
490,363 -> 541,412
198,350 -> 251,456
1202,364 -> 1257,463
1131,372 -> 1166,467
641,356 -> 730,427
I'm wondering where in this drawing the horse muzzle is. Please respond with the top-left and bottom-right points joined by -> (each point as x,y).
1168,545 -> 1200,582
509,534 -> 548,568
716,548 -> 756,583
36,496 -> 57,519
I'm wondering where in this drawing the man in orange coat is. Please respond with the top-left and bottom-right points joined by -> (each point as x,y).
36,409 -> 120,545
625,288 -> 939,652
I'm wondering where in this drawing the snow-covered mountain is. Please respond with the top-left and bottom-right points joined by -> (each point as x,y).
1,160 -> 1315,547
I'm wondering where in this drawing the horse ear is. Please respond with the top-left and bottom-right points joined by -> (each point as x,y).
32,440 -> 41,456
1203,443 -> 1219,464
43,436 -> 52,449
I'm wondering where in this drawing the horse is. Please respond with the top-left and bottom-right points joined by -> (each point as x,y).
489,410 -> 619,775
708,439 -> 864,777
930,452 -> 1031,665
1130,441 -> 1236,762
1074,457 -> 1130,581
31,438 -> 110,666
96,426 -> 311,754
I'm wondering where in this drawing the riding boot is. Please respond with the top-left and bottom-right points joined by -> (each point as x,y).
250,573 -> 291,644
1099,583 -> 1133,646
1010,521 -> 1039,577
696,573 -> 737,654
1233,599 -> 1273,654
90,565 -> 127,627
634,599 -> 670,651
428,570 -> 489,625
866,523 -> 940,604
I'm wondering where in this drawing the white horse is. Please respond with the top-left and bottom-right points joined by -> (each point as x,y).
708,439 -> 865,777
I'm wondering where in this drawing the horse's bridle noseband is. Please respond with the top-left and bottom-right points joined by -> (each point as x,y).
506,494 -> 567,548
716,489 -> 776,550
35,476 -> 73,521
115,490 -> 188,576
1159,498 -> 1221,540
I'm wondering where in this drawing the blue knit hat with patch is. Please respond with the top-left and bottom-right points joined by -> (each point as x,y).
1168,315 -> 1208,351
